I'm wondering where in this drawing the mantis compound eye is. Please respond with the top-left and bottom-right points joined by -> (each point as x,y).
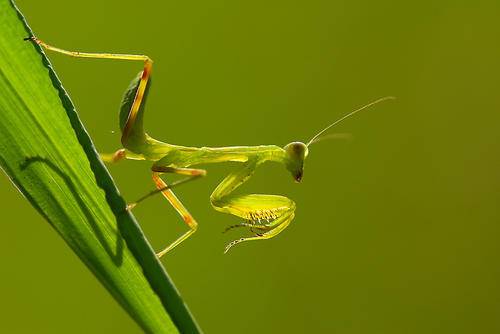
284,142 -> 308,158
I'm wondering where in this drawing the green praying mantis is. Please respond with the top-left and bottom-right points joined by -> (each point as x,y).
26,36 -> 394,257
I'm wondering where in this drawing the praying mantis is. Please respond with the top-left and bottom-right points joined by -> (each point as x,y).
26,36 -> 394,257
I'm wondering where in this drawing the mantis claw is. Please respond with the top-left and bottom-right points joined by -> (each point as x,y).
126,202 -> 137,211
224,238 -> 245,254
250,227 -> 263,237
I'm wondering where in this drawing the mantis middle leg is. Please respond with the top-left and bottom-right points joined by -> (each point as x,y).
151,165 -> 207,258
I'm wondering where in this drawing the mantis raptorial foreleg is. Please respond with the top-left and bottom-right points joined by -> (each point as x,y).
223,213 -> 294,253
210,158 -> 296,253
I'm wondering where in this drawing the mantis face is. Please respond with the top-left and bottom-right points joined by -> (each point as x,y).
284,142 -> 309,182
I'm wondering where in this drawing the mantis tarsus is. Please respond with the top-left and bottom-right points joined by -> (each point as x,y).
26,36 -> 394,256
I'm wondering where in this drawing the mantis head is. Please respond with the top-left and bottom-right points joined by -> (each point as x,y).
284,141 -> 309,182
284,96 -> 395,183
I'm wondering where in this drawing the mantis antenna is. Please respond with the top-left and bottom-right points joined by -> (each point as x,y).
306,96 -> 395,147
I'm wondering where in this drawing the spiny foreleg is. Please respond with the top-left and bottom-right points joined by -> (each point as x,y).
224,211 -> 295,253
210,158 -> 296,253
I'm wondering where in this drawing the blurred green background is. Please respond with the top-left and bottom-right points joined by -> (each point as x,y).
1,0 -> 499,333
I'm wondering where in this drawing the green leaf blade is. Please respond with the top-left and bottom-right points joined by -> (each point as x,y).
0,1 -> 201,333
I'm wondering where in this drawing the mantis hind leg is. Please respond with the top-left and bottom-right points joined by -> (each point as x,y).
210,158 -> 296,253
26,36 -> 152,148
